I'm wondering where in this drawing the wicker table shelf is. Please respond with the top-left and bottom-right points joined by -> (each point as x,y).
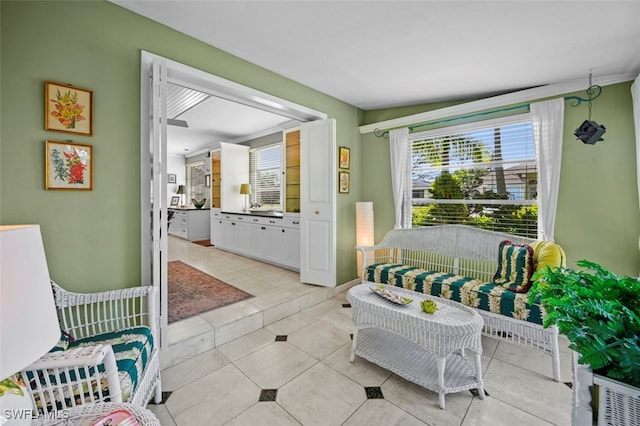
347,283 -> 485,409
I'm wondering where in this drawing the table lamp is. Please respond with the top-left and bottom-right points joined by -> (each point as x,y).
176,185 -> 186,207
240,183 -> 251,212
0,225 -> 60,425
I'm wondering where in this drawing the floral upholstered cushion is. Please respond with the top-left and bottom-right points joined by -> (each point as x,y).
492,241 -> 534,293
31,326 -> 154,411
70,326 -> 154,402
366,263 -> 545,325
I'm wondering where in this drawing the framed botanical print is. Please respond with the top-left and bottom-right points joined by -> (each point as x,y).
45,141 -> 93,190
45,81 -> 93,136
339,146 -> 350,169
338,171 -> 350,193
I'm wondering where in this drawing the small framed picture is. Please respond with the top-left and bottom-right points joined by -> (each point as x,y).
338,171 -> 350,194
170,196 -> 180,207
45,141 -> 93,190
168,173 -> 176,184
339,146 -> 350,169
205,174 -> 211,187
45,81 -> 93,136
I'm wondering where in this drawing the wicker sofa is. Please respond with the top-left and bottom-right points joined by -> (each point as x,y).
356,225 -> 566,381
18,282 -> 162,415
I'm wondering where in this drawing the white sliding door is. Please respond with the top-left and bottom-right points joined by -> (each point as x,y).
300,118 -> 336,286
141,53 -> 168,347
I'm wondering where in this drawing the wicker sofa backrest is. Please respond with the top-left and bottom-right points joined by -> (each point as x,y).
369,225 -> 536,281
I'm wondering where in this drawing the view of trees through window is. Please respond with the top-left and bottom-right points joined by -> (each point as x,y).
411,119 -> 537,238
250,144 -> 282,208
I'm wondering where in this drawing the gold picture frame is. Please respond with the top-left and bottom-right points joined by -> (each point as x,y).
45,141 -> 93,190
339,146 -> 350,169
339,171 -> 350,194
45,81 -> 93,136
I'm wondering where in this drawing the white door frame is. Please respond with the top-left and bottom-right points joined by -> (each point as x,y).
140,51 -> 327,346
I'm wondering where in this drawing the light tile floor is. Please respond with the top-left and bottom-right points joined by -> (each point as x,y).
150,237 -> 573,425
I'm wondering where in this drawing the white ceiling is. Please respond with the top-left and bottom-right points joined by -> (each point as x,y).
112,0 -> 640,153
166,84 -> 297,155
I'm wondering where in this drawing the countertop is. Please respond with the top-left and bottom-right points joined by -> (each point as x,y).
221,209 -> 286,218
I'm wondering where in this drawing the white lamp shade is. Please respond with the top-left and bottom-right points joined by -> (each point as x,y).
355,202 -> 374,278
356,202 -> 374,246
0,225 -> 60,379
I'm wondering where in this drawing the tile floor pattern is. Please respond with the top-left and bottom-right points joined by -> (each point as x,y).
151,236 -> 573,425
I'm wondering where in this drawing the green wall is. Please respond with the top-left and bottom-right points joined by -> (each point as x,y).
360,82 -> 640,276
0,1 -> 361,290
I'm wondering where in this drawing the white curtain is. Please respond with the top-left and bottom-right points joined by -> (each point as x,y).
531,98 -> 564,241
389,128 -> 409,229
631,74 -> 640,262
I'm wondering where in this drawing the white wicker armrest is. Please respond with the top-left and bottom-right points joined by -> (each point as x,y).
22,344 -> 123,411
26,345 -> 116,371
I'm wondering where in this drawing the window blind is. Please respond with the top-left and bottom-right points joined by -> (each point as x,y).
249,144 -> 282,208
410,117 -> 537,238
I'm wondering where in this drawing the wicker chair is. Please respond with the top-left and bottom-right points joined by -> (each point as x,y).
17,281 -> 162,415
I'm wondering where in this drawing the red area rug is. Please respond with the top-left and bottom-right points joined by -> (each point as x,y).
168,261 -> 253,323
192,240 -> 213,247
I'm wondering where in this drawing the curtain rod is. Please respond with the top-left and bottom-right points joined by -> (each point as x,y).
373,104 -> 530,138
373,84 -> 604,138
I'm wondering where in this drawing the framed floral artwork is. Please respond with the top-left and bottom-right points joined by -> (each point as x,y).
45,81 -> 93,136
45,141 -> 93,190
339,146 -> 350,169
338,171 -> 350,193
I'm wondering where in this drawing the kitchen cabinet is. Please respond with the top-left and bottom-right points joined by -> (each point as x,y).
168,208 -> 210,241
209,142 -> 249,211
284,128 -> 301,214
212,211 -> 300,271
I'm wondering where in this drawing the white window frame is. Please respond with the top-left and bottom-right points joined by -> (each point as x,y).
249,143 -> 283,209
407,113 -> 538,237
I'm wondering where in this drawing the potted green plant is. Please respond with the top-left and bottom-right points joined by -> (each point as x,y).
530,260 -> 640,424
530,260 -> 640,387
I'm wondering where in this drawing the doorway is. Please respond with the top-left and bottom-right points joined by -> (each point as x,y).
139,51 -> 327,348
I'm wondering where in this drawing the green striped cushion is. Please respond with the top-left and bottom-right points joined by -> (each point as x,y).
31,326 -> 154,412
365,262 -> 544,325
71,326 -> 154,402
493,241 -> 534,293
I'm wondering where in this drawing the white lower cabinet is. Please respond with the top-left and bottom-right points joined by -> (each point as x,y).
210,210 -> 300,270
168,209 -> 210,241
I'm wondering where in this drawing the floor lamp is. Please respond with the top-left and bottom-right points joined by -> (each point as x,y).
356,202 -> 374,278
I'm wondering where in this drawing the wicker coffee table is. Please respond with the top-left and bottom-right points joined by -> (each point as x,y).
347,283 -> 485,409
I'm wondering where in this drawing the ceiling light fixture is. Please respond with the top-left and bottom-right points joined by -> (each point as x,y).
571,73 -> 606,145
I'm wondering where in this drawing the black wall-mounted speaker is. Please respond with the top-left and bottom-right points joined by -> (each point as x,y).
574,120 -> 606,145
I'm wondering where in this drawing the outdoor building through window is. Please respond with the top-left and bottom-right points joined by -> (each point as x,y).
410,115 -> 537,238
249,144 -> 282,209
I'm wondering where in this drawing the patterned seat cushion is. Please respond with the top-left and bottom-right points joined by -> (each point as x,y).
366,263 -> 545,325
70,326 -> 154,402
31,326 -> 153,411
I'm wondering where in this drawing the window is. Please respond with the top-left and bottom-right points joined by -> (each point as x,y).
410,115 -> 537,238
249,144 -> 282,208
186,161 -> 206,202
